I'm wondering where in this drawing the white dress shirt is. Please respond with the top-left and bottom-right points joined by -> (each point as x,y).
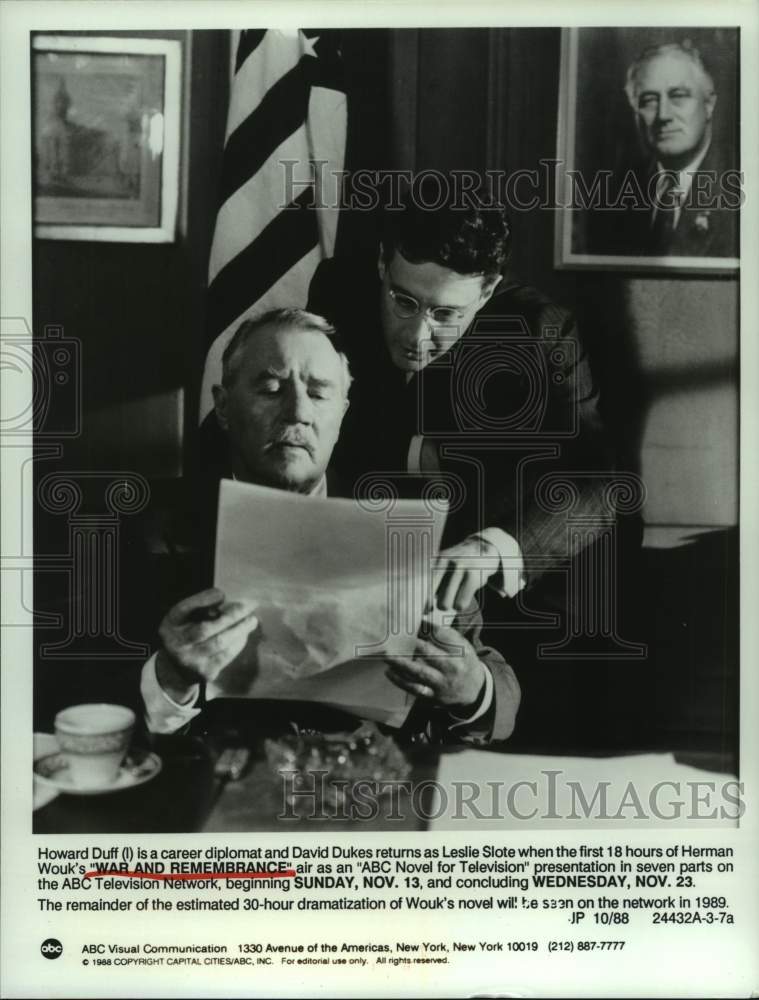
406,424 -> 526,598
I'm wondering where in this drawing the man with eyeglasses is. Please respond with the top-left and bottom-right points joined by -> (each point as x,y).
306,176 -> 615,624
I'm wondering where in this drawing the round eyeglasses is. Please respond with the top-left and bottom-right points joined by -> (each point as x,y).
387,287 -> 474,325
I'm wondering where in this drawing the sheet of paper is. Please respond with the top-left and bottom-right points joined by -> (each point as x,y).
211,479 -> 448,726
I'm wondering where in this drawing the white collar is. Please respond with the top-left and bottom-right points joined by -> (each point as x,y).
656,139 -> 711,199
231,473 -> 328,497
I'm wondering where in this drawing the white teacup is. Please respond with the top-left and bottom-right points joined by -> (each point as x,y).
54,703 -> 136,788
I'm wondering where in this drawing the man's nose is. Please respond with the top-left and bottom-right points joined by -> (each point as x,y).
403,313 -> 433,349
656,96 -> 673,121
282,384 -> 313,423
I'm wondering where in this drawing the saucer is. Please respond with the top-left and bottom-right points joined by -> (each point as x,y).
34,749 -> 162,795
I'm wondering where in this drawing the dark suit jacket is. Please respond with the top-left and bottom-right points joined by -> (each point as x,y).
305,256 -> 615,590
137,464 -> 520,747
592,144 -> 739,258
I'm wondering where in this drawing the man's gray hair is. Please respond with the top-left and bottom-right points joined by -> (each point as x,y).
624,40 -> 715,110
220,307 -> 352,393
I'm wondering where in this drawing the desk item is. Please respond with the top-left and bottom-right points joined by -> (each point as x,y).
212,479 -> 447,726
34,748 -> 161,796
54,702 -> 135,787
264,720 -> 412,818
33,733 -> 61,810
214,746 -> 252,782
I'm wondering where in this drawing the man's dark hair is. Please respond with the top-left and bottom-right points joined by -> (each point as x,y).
382,174 -> 511,277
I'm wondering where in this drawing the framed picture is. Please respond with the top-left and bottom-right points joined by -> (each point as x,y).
554,27 -> 740,273
32,35 -> 182,242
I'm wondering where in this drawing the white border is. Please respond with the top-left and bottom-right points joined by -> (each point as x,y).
2,2 -> 758,998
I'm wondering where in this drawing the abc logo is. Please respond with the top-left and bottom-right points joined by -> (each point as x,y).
41,938 -> 63,959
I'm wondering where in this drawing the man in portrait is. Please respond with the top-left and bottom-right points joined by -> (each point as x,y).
616,40 -> 739,257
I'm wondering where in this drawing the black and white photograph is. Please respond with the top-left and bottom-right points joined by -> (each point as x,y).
556,26 -> 740,271
23,25 -> 740,831
1,5 -> 757,999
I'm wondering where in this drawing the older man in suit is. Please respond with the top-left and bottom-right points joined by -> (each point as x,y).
619,40 -> 739,257
141,308 -> 519,745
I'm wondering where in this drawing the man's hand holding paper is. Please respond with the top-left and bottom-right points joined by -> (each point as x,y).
141,311 -> 520,744
385,624 -> 486,711
209,479 -> 447,727
155,588 -> 259,704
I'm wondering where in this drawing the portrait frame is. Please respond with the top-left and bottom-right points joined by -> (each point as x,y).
554,26 -> 741,274
31,34 -> 182,243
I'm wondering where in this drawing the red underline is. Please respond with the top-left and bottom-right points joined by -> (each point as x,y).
84,869 -> 296,881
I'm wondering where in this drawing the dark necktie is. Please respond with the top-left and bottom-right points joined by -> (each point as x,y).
650,173 -> 682,251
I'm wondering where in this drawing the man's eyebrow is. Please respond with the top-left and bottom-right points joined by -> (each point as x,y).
307,375 -> 338,389
389,279 -> 417,298
254,367 -> 286,381
638,85 -> 693,99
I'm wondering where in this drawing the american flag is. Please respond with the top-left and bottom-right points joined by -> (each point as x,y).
199,29 -> 346,420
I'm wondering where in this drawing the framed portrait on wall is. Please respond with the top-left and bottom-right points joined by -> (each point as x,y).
32,35 -> 182,242
554,26 -> 740,273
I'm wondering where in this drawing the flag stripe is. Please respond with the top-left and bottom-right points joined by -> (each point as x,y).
226,32 -> 302,140
234,29 -> 267,72
201,28 -> 346,421
199,246 -> 324,412
208,126 -> 313,284
307,88 -> 347,255
218,57 -> 313,207
207,187 -> 318,339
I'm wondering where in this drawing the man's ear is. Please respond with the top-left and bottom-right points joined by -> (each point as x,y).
479,273 -> 502,305
705,91 -> 717,121
212,384 -> 229,431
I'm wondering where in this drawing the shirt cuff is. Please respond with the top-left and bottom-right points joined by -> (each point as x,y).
448,663 -> 494,730
473,527 -> 526,599
140,653 -> 202,735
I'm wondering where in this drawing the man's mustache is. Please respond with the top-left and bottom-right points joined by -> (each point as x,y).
266,432 -> 315,457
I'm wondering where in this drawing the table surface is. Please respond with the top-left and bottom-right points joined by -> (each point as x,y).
33,727 -> 736,835
32,731 -> 438,834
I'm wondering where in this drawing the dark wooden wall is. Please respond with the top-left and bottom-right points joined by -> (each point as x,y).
389,27 -> 738,530
33,30 -> 229,478
387,29 -> 737,759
